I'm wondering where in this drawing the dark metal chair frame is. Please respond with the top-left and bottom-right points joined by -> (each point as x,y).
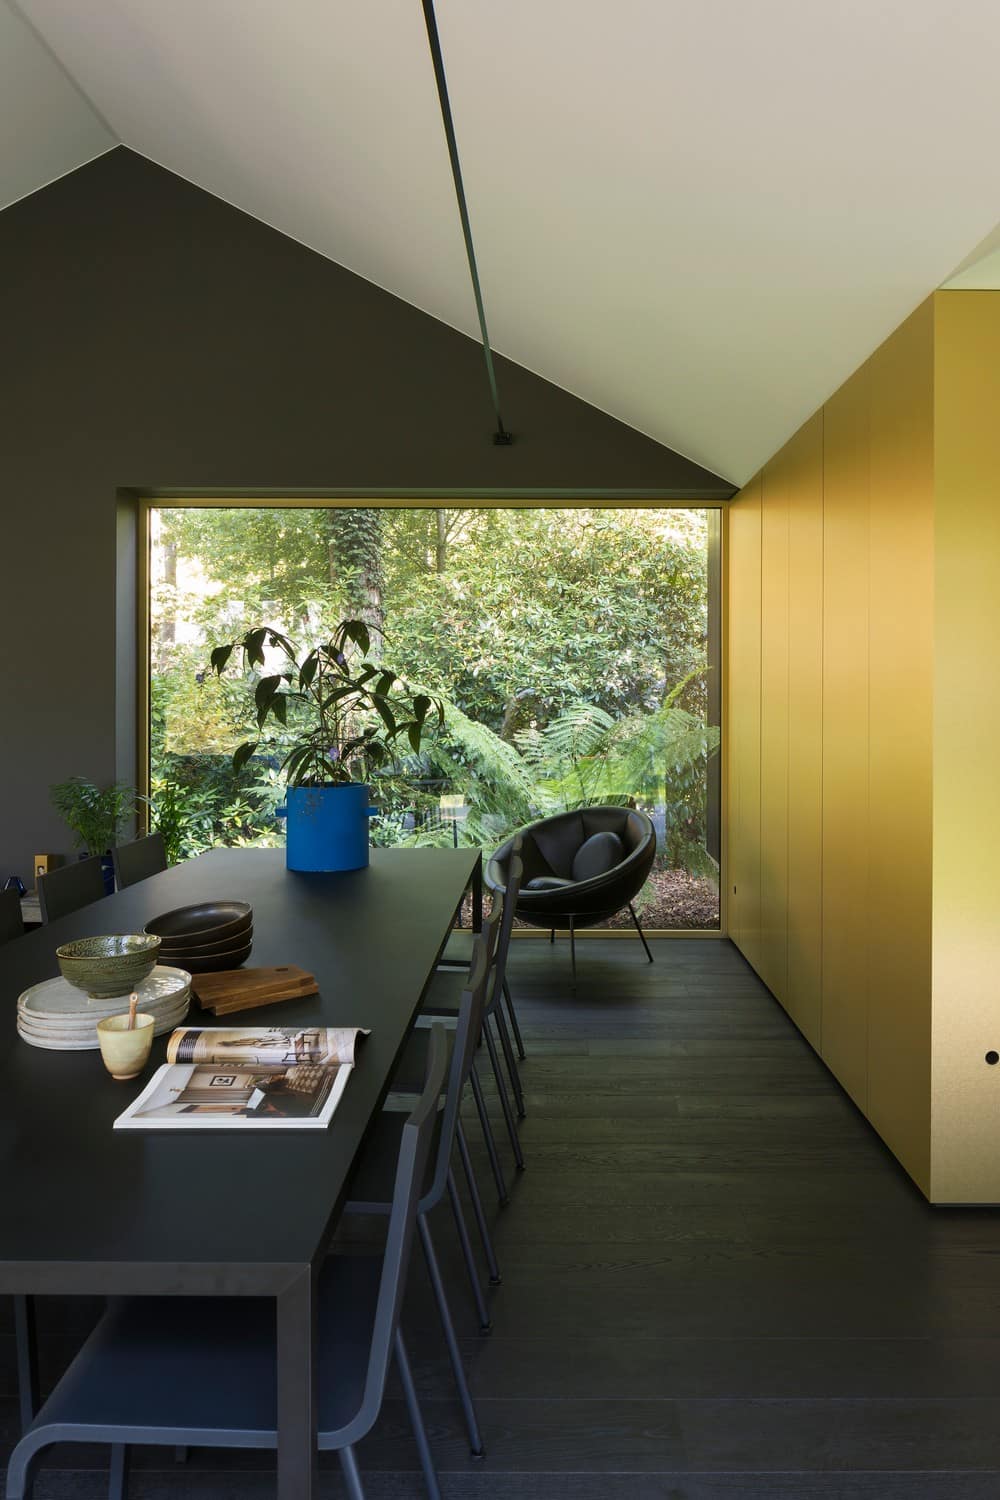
36,855 -> 107,924
347,920 -> 495,1457
111,832 -> 167,890
426,848 -> 527,1181
0,887 -> 24,945
437,838 -> 528,1065
4,1030 -> 451,1500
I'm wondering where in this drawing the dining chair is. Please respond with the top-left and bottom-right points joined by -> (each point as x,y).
438,836 -> 527,1061
4,1028 -> 450,1500
344,919 -> 496,1460
424,849 -> 526,1179
0,887 -> 24,944
36,855 -> 107,924
111,832 -> 167,889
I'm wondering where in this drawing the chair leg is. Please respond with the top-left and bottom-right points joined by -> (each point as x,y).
470,1063 -> 508,1204
569,917 -> 577,985
503,976 -> 526,1060
5,1431 -> 46,1500
549,927 -> 555,943
14,1296 -> 39,1434
493,1000 -> 525,1118
394,1330 -> 443,1500
456,1117 -> 502,1285
447,1168 -> 492,1332
338,1444 -> 367,1500
628,901 -> 655,963
108,1443 -> 130,1500
417,1214 -> 485,1458
484,1020 -> 525,1171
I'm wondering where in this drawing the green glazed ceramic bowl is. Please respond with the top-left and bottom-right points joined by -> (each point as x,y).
56,934 -> 162,999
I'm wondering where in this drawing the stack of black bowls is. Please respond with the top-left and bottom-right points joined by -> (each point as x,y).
143,901 -> 253,974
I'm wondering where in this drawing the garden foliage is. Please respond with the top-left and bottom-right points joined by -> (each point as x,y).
150,507 -> 719,915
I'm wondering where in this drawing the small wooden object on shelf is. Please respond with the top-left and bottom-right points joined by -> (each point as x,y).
190,965 -> 319,1017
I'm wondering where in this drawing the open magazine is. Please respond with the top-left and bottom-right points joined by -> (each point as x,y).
113,1026 -> 369,1131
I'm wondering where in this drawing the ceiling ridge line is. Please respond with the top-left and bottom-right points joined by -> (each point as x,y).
421,0 -> 511,447
6,0 -> 119,141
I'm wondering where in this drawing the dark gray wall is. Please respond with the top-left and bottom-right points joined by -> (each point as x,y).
0,147 -> 732,881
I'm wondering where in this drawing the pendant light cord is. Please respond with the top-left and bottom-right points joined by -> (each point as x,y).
421,0 -> 512,444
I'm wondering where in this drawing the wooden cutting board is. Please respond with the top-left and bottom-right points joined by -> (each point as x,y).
190,965 -> 319,1016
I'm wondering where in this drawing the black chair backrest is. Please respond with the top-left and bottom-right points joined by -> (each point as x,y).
488,844 -> 523,1015
427,906 -> 497,1207
358,1024 -> 449,1434
0,887 -> 24,945
112,832 -> 167,890
37,855 -> 107,924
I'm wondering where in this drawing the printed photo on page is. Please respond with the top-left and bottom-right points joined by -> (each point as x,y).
114,1026 -> 369,1131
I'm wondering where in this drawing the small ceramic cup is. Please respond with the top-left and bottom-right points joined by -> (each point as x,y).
96,1013 -> 155,1080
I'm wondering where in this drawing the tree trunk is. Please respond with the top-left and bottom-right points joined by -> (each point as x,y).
326,510 -> 385,655
435,509 -> 447,574
156,539 -> 177,669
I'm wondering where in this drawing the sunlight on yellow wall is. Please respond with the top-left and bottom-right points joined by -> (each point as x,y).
727,298 -> 935,1196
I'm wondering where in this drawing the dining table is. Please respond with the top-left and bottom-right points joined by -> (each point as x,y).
0,843 -> 482,1498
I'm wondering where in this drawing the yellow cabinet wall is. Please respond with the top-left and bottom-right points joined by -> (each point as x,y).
726,292 -> 1000,1202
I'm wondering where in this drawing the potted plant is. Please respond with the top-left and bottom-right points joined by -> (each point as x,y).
210,619 -> 443,871
50,777 -> 136,893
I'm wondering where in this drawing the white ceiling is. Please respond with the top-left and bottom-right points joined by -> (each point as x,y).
9,0 -> 1000,484
943,220 -> 1000,288
0,0 -> 113,213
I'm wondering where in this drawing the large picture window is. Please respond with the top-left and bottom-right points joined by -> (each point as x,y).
148,504 -> 721,929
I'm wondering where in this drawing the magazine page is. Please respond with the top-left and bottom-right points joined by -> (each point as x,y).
165,1025 -> 368,1068
114,1027 -> 369,1131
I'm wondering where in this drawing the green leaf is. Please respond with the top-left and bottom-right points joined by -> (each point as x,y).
245,628 -> 268,668
254,674 -> 283,729
232,741 -> 256,775
209,644 -> 234,676
372,697 -> 397,736
299,653 -> 319,692
342,620 -> 371,657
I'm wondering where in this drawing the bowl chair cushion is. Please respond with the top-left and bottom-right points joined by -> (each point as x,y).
571,830 -> 625,883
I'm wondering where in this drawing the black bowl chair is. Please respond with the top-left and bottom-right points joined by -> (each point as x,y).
486,806 -> 657,983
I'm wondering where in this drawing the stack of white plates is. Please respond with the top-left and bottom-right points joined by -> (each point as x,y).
17,965 -> 192,1051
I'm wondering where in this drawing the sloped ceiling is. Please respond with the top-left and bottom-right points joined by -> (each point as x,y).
0,0 -> 113,211
10,0 -> 1000,484
943,220 -> 1000,289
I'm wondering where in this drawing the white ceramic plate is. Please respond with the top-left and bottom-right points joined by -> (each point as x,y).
18,966 -> 191,1023
17,996 -> 190,1050
16,996 -> 190,1036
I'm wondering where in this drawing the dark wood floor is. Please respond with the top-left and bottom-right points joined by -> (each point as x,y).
7,936 -> 1000,1497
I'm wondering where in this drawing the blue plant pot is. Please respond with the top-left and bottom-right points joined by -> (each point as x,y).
82,851 -> 116,894
281,785 -> 376,873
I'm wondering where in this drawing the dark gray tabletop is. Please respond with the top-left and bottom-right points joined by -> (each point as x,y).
0,846 -> 479,1294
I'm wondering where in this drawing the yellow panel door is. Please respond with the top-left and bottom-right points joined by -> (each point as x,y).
726,479 -> 762,967
759,452 -> 790,1002
867,299 -> 934,1194
785,413 -> 824,1049
821,364 -> 871,1108
929,291 -> 1000,1202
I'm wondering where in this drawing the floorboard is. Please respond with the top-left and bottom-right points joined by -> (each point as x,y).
7,935 -> 1000,1498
